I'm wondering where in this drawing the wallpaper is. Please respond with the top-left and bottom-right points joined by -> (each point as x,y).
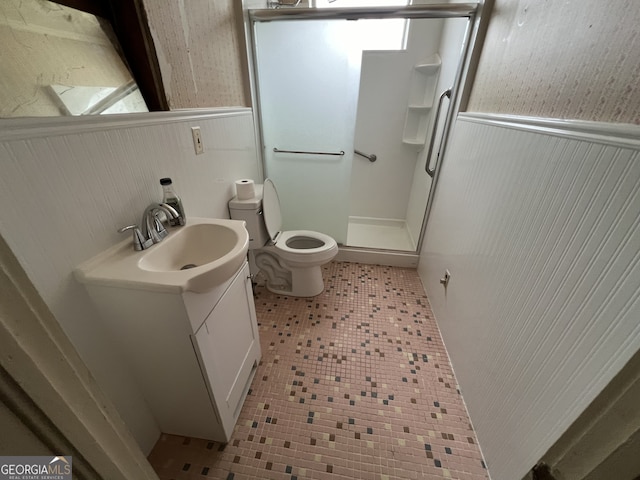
467,0 -> 640,124
142,0 -> 248,108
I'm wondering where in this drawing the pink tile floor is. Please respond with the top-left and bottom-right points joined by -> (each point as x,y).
148,262 -> 488,480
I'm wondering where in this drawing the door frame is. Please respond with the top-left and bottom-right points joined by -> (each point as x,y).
0,233 -> 158,479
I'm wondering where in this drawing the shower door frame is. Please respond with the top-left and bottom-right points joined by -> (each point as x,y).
245,2 -> 484,262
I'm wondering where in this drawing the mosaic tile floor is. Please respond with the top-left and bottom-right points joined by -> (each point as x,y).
148,262 -> 489,480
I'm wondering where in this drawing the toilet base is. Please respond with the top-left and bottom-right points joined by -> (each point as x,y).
279,265 -> 325,297
254,251 -> 327,297
262,265 -> 325,297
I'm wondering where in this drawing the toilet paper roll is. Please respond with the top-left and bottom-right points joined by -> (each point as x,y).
235,179 -> 256,200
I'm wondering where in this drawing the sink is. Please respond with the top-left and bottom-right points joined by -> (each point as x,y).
75,217 -> 249,293
138,223 -> 240,272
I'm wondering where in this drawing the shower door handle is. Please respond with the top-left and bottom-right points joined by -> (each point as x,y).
425,89 -> 451,178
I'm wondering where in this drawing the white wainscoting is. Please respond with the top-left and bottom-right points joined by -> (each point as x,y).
0,109 -> 261,453
419,113 -> 640,480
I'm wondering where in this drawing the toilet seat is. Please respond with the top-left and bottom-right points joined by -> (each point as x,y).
273,230 -> 337,265
262,179 -> 338,264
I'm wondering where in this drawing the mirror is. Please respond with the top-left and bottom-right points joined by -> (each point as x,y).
0,0 -> 148,117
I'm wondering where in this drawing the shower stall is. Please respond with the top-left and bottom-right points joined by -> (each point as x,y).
246,3 -> 479,262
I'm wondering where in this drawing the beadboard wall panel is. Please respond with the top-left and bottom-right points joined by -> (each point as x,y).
0,109 -> 260,453
467,0 -> 640,124
418,114 -> 640,480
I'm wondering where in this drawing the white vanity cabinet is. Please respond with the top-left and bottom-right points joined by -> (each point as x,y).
81,261 -> 260,443
191,263 -> 260,438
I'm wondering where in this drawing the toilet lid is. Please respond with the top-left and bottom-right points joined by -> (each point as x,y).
262,178 -> 282,241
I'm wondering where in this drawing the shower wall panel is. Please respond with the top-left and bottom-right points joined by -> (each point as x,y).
350,18 -> 443,222
405,17 -> 468,245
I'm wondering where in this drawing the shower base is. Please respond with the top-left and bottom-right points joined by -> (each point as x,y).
346,216 -> 416,251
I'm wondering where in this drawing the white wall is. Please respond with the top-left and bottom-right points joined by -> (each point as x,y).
0,109 -> 261,453
418,114 -> 640,480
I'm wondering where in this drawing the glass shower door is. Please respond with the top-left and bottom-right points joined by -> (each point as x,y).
253,19 -> 362,245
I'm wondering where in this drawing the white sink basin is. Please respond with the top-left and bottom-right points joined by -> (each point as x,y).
138,223 -> 241,272
75,217 -> 249,293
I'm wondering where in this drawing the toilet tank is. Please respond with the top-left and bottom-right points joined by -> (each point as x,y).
228,186 -> 269,250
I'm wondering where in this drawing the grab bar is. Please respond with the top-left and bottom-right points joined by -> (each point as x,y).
425,89 -> 451,178
273,147 -> 345,156
355,149 -> 377,162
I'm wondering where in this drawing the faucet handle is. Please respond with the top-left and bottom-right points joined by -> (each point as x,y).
118,224 -> 153,251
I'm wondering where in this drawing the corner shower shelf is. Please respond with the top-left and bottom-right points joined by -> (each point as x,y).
402,55 -> 441,151
414,62 -> 441,75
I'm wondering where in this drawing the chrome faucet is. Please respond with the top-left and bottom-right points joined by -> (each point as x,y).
118,203 -> 181,251
141,203 -> 180,244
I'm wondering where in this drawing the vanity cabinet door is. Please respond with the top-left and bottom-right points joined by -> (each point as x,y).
194,262 -> 260,440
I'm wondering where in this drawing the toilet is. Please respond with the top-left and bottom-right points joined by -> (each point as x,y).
228,178 -> 338,297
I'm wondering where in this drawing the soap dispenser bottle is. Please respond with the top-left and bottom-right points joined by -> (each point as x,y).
160,177 -> 186,226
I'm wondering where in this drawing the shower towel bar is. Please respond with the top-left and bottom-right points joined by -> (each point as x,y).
273,147 -> 345,156
355,149 -> 377,162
